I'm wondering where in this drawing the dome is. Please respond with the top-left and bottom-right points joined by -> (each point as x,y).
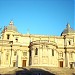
61,23 -> 75,35
7,21 -> 18,32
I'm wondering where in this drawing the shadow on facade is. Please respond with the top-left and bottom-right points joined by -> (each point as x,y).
72,73 -> 75,75
15,67 -> 55,75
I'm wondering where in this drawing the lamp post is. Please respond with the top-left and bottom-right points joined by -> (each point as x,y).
10,41 -> 13,67
0,27 -> 2,65
64,35 -> 68,67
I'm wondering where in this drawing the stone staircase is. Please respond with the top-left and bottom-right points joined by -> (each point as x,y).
0,67 -> 17,74
42,67 -> 75,75
0,67 -> 75,75
26,66 -> 75,75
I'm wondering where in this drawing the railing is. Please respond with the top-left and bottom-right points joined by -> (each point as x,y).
33,40 -> 56,44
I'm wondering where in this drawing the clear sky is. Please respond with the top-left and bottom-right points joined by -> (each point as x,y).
0,0 -> 74,36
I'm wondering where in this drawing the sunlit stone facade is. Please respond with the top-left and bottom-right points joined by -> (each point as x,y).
0,21 -> 75,68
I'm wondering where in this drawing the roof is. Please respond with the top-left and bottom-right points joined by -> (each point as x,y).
61,23 -> 75,35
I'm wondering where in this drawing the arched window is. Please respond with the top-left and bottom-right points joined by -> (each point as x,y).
16,38 -> 18,42
35,48 -> 38,55
15,37 -> 18,42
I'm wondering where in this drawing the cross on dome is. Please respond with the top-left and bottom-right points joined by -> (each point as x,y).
66,23 -> 70,28
9,20 -> 14,25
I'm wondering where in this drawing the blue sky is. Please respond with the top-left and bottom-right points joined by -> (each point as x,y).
0,0 -> 74,35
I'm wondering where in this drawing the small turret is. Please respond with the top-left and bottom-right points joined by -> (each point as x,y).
6,21 -> 18,32
61,23 -> 75,36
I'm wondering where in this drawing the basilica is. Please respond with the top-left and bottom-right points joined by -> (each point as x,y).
0,21 -> 75,68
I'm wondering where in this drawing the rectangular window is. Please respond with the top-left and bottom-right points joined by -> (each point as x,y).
59,52 -> 63,57
6,54 -> 9,60
7,34 -> 10,39
23,52 -> 27,56
70,53 -> 73,58
14,51 -> 17,56
69,40 -> 71,45
52,49 -> 54,56
35,48 -> 38,55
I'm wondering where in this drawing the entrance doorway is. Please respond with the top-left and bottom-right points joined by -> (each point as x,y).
70,63 -> 73,69
13,62 -> 16,67
22,60 -> 26,67
59,61 -> 63,67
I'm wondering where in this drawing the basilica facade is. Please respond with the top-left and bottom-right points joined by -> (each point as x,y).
0,21 -> 75,68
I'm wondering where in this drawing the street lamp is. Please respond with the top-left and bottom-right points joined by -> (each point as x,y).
64,35 -> 68,67
10,41 -> 13,67
0,27 -> 2,65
